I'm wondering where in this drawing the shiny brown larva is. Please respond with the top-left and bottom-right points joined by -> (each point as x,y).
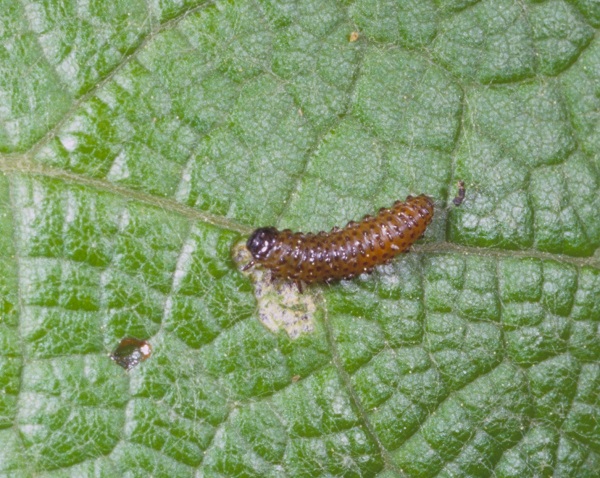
244,194 -> 434,287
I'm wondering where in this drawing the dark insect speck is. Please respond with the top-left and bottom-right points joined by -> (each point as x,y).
452,180 -> 466,206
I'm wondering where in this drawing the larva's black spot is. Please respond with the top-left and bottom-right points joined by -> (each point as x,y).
245,195 -> 434,287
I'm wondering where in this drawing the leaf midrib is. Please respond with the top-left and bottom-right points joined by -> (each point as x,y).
2,156 -> 598,271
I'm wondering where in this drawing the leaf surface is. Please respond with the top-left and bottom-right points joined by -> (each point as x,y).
0,0 -> 598,476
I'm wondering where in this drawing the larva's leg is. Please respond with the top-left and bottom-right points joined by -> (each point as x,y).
242,261 -> 255,271
296,281 -> 304,294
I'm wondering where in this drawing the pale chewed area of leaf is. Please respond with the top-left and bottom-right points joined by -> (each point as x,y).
232,242 -> 315,339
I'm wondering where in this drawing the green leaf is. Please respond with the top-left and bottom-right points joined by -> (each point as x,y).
0,0 -> 599,476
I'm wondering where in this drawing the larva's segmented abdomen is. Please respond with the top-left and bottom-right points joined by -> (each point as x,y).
247,195 -> 433,283
247,194 -> 434,284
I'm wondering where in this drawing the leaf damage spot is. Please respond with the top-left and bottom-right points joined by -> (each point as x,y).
232,242 -> 316,339
110,337 -> 152,371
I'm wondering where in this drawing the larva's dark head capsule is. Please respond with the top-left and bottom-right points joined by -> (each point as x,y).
247,227 -> 279,260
